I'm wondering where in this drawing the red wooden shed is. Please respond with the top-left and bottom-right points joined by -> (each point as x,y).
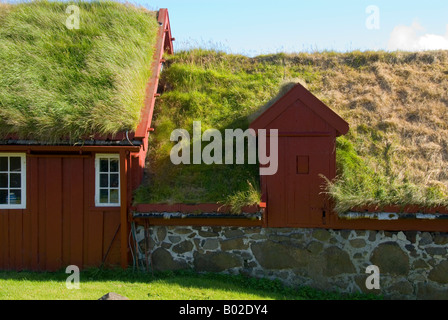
250,83 -> 349,228
0,9 -> 174,271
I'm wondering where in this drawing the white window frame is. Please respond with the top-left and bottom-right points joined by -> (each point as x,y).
95,153 -> 120,207
0,153 -> 27,210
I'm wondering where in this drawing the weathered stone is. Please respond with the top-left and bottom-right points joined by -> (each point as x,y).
312,229 -> 331,241
244,227 -> 261,234
353,253 -> 363,259
174,227 -> 192,234
172,240 -> 193,254
397,231 -> 407,242
249,234 -> 267,240
428,261 -> 448,284
404,231 -> 417,243
152,248 -> 188,271
340,230 -> 351,240
268,235 -> 294,242
355,230 -> 366,237
404,244 -> 419,258
412,259 -> 429,269
417,282 -> 448,300
188,233 -> 196,238
418,232 -> 433,246
433,233 -> 448,245
198,230 -> 219,238
323,246 -> 356,276
193,251 -> 242,272
350,239 -> 366,248
161,242 -> 172,249
251,240 -> 306,269
211,226 -> 222,233
425,247 -> 447,256
156,227 -> 167,242
193,238 -> 201,250
370,242 -> 409,276
223,228 -> 244,239
306,241 -> 323,254
428,258 -> 439,267
220,238 -> 248,251
290,233 -> 304,240
98,292 -> 129,300
384,231 -> 395,238
368,231 -> 377,242
202,239 -> 219,250
168,236 -> 181,244
388,280 -> 414,296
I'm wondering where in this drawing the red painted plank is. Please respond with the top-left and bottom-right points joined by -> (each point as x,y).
45,158 -> 63,271
102,211 -> 121,267
22,210 -> 31,270
29,157 -> 39,271
86,210 -> 103,267
61,158 -> 72,266
14,211 -> 23,271
69,158 -> 84,268
0,211 -> 9,269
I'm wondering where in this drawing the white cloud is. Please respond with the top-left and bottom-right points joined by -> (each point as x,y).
388,21 -> 448,51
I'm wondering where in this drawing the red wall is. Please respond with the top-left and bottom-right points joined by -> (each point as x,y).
0,154 -> 121,271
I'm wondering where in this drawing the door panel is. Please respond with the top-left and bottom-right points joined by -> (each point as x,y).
267,136 -> 331,227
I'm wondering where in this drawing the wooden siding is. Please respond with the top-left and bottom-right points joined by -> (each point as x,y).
0,155 -> 121,271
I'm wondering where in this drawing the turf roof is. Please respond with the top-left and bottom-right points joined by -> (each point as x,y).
135,49 -> 448,213
0,0 -> 159,142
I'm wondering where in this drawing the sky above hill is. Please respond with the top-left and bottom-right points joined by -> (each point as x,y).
3,0 -> 447,56
135,0 -> 448,56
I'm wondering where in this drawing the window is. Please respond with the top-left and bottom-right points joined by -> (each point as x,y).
95,154 -> 120,207
0,153 -> 26,209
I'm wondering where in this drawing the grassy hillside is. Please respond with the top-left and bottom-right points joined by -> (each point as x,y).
0,0 -> 159,141
135,49 -> 448,213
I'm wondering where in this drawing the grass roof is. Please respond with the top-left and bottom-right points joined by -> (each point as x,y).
0,0 -> 159,141
134,49 -> 448,213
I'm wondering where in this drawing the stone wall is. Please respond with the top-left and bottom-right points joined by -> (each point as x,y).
136,225 -> 448,300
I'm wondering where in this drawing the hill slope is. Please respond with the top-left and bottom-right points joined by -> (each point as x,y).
135,49 -> 448,213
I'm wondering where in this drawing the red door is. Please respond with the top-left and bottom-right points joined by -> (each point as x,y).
267,136 -> 331,227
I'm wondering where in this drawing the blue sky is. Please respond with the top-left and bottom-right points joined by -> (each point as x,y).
131,0 -> 448,56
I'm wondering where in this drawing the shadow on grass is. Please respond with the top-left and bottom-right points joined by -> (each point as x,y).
0,268 -> 381,300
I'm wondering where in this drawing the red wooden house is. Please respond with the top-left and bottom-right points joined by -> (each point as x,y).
250,83 -> 349,228
0,9 -> 174,271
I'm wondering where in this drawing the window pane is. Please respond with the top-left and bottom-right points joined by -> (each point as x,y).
100,159 -> 108,173
110,159 -> 119,172
0,190 -> 7,204
10,190 -> 21,205
100,174 -> 108,188
10,157 -> 21,172
110,189 -> 119,203
110,174 -> 119,188
0,157 -> 7,172
0,173 -> 7,188
10,173 -> 21,188
99,189 -> 109,203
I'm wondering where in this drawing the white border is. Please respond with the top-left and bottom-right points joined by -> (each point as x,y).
94,153 -> 120,207
0,153 -> 27,210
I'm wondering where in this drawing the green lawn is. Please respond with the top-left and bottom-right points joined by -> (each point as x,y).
0,269 -> 379,300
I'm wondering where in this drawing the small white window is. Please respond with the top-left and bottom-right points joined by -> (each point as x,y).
0,153 -> 26,209
95,154 -> 120,207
